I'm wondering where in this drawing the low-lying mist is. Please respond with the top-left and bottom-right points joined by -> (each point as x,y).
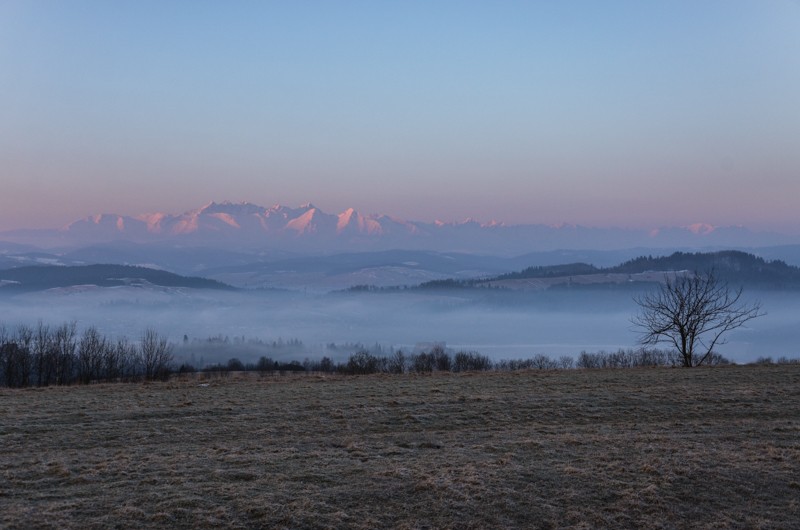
0,286 -> 793,365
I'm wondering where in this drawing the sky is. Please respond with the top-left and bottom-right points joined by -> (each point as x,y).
1,1 -> 799,232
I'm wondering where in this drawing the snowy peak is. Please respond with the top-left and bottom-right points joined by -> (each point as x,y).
336,208 -> 357,233
337,208 -> 383,235
196,201 -> 266,217
286,208 -> 319,235
433,217 -> 498,229
686,223 -> 716,235
285,207 -> 338,235
649,223 -> 719,239
64,214 -> 149,238
66,214 -> 125,231
136,212 -> 168,233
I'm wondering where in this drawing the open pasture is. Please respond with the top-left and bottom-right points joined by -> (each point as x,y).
2,365 -> 799,529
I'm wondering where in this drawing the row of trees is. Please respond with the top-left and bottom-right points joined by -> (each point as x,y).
181,346 -> 703,378
333,346 -> 712,374
338,347 -> 496,374
178,347 -> 493,376
6,321 -> 792,387
0,323 -> 172,388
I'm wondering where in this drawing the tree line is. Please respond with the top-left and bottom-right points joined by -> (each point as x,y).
0,322 -> 172,388
497,251 -> 800,289
5,320 -> 797,388
183,345 -> 721,378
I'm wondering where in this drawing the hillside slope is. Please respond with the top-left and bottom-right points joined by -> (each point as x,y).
0,264 -> 233,293
483,251 -> 800,290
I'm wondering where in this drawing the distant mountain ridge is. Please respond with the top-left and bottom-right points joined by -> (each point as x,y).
0,264 -> 233,293
2,201 -> 797,253
492,251 -> 800,289
65,202 -> 418,242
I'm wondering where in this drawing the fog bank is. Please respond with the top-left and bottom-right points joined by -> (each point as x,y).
0,287 -> 791,365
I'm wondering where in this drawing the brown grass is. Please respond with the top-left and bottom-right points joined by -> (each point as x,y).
1,365 -> 799,529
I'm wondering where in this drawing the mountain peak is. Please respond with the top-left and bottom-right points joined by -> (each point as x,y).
64,213 -> 127,232
285,207 -> 335,235
335,208 -> 384,235
198,201 -> 264,216
686,223 -> 716,235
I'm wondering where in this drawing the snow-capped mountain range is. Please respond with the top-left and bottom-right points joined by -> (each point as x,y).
62,202 -> 420,244
1,201 -> 796,253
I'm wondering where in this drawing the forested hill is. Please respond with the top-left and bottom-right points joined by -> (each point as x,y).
495,251 -> 800,289
0,264 -> 233,293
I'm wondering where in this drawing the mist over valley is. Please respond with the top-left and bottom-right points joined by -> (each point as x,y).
2,241 -> 797,366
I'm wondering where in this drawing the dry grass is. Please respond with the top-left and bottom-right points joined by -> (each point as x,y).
2,366 -> 799,529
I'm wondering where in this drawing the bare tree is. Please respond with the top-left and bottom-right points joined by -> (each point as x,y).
345,350 -> 383,375
114,337 -> 139,381
53,322 -> 77,385
557,355 -> 575,370
78,327 -> 107,384
32,321 -> 54,386
14,325 -> 34,387
140,329 -> 173,381
387,350 -> 406,374
632,271 -> 763,367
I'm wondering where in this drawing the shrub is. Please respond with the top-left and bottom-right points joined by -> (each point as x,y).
387,350 -> 406,374
452,351 -> 492,372
344,350 -> 384,375
227,358 -> 246,371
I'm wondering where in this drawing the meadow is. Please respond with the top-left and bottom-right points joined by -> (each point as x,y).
2,365 -> 799,529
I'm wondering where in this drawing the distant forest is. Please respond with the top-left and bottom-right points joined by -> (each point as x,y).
344,251 -> 800,293
493,251 -> 800,289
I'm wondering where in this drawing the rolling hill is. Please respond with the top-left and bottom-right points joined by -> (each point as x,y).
0,264 -> 233,294
483,251 -> 800,290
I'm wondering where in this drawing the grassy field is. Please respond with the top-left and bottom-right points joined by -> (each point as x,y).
2,366 -> 799,529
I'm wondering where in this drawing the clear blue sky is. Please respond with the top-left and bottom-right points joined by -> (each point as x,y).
2,1 -> 799,231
